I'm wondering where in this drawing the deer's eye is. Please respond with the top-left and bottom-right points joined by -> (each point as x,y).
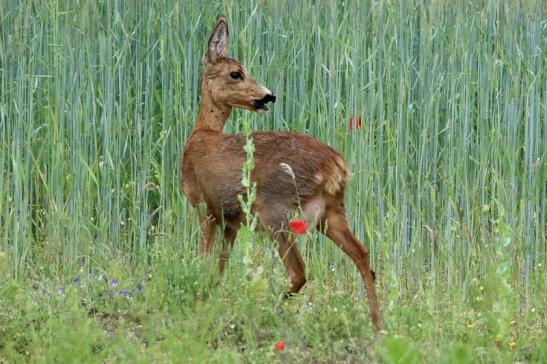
229,71 -> 243,80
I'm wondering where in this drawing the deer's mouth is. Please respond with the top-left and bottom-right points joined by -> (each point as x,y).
254,94 -> 276,112
254,100 -> 270,112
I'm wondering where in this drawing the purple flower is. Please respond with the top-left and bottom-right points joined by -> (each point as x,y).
120,289 -> 130,298
111,279 -> 120,287
133,283 -> 144,293
58,286 -> 65,295
72,278 -> 81,286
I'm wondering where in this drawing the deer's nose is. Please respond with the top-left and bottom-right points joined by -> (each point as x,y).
261,94 -> 276,103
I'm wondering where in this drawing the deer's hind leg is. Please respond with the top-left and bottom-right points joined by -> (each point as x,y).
321,203 -> 383,330
258,203 -> 307,297
275,231 -> 306,297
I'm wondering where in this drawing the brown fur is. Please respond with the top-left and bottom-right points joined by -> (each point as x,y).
183,130 -> 347,228
180,16 -> 383,330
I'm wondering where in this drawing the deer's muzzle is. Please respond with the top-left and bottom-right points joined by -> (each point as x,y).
254,93 -> 276,111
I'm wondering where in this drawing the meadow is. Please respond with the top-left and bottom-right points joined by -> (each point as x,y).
0,0 -> 545,362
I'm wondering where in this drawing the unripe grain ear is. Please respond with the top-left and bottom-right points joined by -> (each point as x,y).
203,16 -> 229,64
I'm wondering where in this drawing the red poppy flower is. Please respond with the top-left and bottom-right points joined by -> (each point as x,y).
275,340 -> 286,351
289,219 -> 308,234
348,115 -> 363,130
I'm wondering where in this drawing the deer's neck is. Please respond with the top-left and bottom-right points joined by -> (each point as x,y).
194,86 -> 232,132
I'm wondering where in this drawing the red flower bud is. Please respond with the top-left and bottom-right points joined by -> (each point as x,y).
289,219 -> 308,234
275,340 -> 286,351
348,115 -> 362,130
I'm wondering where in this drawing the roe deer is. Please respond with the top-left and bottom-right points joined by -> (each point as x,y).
181,16 -> 383,330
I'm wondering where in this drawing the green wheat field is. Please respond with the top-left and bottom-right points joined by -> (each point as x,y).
1,0 -> 545,362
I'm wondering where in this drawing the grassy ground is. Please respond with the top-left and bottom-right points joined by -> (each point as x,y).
0,0 -> 545,362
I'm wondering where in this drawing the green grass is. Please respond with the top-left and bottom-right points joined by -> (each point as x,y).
0,0 -> 545,362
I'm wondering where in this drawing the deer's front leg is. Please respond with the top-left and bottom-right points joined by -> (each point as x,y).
198,214 -> 217,255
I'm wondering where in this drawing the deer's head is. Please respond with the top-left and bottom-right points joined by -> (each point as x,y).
201,16 -> 276,113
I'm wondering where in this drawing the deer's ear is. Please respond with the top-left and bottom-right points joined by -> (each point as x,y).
204,16 -> 229,64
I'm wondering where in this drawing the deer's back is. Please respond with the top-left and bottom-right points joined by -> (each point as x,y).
181,130 -> 349,225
